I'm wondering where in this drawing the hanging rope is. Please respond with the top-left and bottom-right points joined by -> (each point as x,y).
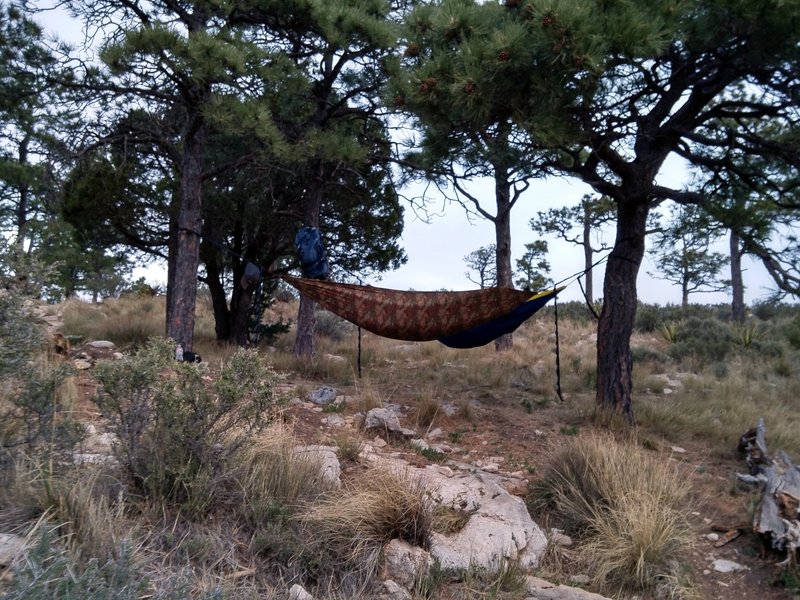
554,294 -> 565,402
577,276 -> 601,321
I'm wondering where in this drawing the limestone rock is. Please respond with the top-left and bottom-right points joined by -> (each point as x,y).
87,340 -> 116,349
364,407 -> 416,437
711,558 -> 745,573
0,533 -> 25,568
380,579 -> 411,600
382,539 -> 433,589
525,576 -> 611,599
287,583 -> 314,600
309,386 -> 338,405
362,448 -> 547,573
294,445 -> 341,487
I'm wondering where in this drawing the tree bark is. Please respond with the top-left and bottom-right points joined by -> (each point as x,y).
294,167 -> 324,357
229,260 -> 256,347
493,166 -> 513,352
596,199 -> 649,422
15,135 -> 29,258
166,112 -> 205,352
202,250 -> 231,342
582,206 -> 593,304
730,230 -> 745,322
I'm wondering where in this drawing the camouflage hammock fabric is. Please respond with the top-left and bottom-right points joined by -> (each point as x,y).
281,275 -> 561,348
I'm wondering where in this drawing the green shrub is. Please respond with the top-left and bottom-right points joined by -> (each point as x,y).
92,338 -> 282,518
314,310 -> 353,341
0,293 -> 82,461
3,526 -> 215,600
785,314 -> 800,349
667,317 -> 734,363
631,346 -> 670,365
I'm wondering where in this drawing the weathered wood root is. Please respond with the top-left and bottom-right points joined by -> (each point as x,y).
736,418 -> 800,559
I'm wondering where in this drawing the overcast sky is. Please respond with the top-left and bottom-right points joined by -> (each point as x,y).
31,3 -> 779,307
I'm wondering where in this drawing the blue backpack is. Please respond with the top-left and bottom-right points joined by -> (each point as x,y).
294,226 -> 329,279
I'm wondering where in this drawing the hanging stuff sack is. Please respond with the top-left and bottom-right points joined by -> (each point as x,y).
294,226 -> 329,279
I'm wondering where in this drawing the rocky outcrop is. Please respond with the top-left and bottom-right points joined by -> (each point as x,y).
360,445 -> 548,575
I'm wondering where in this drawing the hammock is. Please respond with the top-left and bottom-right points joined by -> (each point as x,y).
281,275 -> 561,349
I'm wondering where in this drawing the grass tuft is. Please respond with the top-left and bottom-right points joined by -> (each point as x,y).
300,467 -> 433,586
529,433 -> 692,594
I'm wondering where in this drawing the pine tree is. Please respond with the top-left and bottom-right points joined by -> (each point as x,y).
395,0 -> 800,420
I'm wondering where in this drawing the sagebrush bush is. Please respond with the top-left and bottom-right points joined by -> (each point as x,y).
314,310 -> 354,341
0,293 -> 82,462
785,314 -> 800,349
2,525 -> 216,600
667,316 -> 734,363
92,338 -> 282,518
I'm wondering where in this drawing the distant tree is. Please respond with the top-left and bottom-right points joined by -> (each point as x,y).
514,240 -> 551,291
648,205 -> 729,308
686,115 -> 800,320
529,195 -> 615,304
464,244 -> 496,289
391,1 -> 546,350
0,3 -> 76,292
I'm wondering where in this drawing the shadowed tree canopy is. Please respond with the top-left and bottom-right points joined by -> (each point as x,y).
219,0 -> 414,355
392,0 -> 800,421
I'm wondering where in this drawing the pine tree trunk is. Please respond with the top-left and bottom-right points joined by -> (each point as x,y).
165,217 -> 178,338
596,200 -> 649,422
294,294 -> 317,356
203,255 -> 231,342
294,170 -> 324,357
582,206 -> 594,304
166,114 -> 205,353
730,230 -> 745,322
494,171 -> 513,352
15,135 -> 29,259
230,261 -> 256,347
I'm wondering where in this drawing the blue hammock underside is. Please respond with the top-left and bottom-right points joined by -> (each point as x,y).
438,288 -> 561,349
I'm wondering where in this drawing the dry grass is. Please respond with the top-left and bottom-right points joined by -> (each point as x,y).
635,363 -> 800,456
530,433 -> 693,595
300,467 -> 433,585
236,424 -> 335,524
0,455 -> 132,565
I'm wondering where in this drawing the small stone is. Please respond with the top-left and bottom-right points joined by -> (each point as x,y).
712,558 -> 745,573
288,583 -> 314,600
410,438 -> 430,451
550,528 -> 573,547
570,574 -> 591,585
322,353 -> 346,363
426,427 -> 444,440
87,340 -> 116,349
380,579 -> 411,600
706,533 -> 720,542
0,533 -> 26,567
321,415 -> 345,427
669,446 -> 687,454
309,386 -> 338,405
73,358 -> 92,370
372,436 -> 387,448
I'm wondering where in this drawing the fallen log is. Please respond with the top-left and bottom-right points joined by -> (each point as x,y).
737,418 -> 800,563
